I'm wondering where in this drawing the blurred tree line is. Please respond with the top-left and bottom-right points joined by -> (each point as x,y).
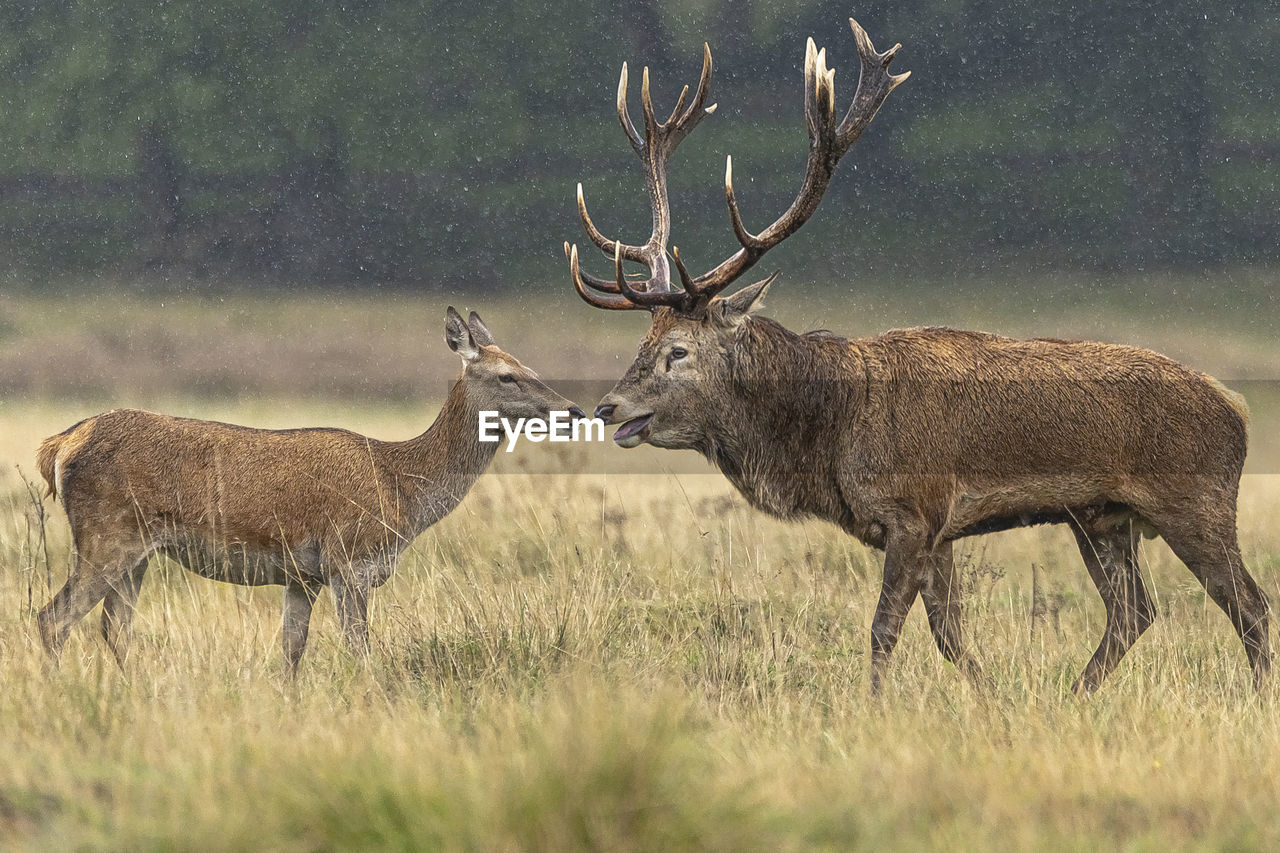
0,0 -> 1275,287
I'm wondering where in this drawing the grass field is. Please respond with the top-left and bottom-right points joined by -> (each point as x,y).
1,275 -> 1278,850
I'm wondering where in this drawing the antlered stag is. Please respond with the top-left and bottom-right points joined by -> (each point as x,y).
565,19 -> 1270,693
36,308 -> 585,672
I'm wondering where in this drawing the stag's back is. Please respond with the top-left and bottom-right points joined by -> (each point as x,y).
859,328 -> 1249,493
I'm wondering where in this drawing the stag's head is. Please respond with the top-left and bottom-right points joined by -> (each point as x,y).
592,282 -> 776,448
564,19 -> 908,448
444,307 -> 585,422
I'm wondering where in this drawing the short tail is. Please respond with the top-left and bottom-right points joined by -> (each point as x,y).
36,435 -> 63,500
36,417 -> 94,502
1208,377 -> 1251,435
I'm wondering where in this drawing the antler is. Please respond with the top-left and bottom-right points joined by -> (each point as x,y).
566,18 -> 908,314
567,44 -> 717,312
694,20 -> 909,299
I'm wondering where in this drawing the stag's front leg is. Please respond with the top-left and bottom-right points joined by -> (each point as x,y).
869,525 -> 930,695
920,540 -> 988,689
331,568 -> 371,658
282,575 -> 323,674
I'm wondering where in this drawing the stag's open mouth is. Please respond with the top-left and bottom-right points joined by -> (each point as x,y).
612,413 -> 653,447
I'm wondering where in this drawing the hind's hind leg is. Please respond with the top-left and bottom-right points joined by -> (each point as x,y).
100,559 -> 149,667
1155,503 -> 1270,691
1070,519 -> 1155,694
38,532 -> 149,660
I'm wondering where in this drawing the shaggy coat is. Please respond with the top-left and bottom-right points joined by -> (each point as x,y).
595,299 -> 1268,693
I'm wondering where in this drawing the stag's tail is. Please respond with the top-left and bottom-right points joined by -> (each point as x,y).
1209,377 -> 1251,434
36,417 -> 95,502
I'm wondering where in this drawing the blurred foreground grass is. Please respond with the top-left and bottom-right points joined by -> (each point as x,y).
1,277 -> 1279,849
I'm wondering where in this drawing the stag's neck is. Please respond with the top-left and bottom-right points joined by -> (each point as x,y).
388,378 -> 498,531
699,317 -> 866,521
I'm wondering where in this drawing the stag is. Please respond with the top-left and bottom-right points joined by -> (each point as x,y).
565,19 -> 1270,693
36,308 -> 585,672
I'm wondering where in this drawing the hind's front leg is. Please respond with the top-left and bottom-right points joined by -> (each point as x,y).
282,574 -> 324,674
331,567 -> 372,658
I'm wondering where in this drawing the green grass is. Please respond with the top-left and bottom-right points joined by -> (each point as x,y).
1,282 -> 1279,849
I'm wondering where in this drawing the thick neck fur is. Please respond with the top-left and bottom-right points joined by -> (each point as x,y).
387,376 -> 499,531
699,316 -> 866,523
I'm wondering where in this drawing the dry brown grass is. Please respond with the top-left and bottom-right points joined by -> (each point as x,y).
3,457 -> 1280,850
1,279 -> 1278,849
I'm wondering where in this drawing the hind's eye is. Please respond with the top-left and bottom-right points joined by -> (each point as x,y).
500,374 -> 516,384
670,347 -> 688,360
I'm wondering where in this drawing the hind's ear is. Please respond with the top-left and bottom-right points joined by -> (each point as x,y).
467,311 -> 496,347
707,272 -> 778,328
445,306 -> 481,362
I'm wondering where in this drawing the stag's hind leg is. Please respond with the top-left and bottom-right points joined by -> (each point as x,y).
1070,519 -> 1155,694
1155,503 -> 1270,691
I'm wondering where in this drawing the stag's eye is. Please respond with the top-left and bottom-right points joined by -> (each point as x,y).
499,374 -> 516,384
670,347 -> 688,360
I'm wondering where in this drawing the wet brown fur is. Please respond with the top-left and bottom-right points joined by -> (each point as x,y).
35,310 -> 580,673
598,299 -> 1270,694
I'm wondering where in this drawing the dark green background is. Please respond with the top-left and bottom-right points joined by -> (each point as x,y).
0,1 -> 1275,287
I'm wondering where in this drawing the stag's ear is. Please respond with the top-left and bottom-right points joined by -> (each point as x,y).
707,271 -> 779,328
467,311 -> 496,347
445,306 -> 481,362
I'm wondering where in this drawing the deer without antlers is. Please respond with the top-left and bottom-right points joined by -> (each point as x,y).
35,309 -> 585,673
566,18 -> 1270,694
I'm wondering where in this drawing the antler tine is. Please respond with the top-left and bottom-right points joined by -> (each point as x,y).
567,243 -> 645,310
688,19 -> 907,300
812,46 -> 838,148
640,67 -> 660,144
616,63 -> 644,152
671,246 -> 694,290
801,38 -> 819,140
666,84 -> 689,128
668,42 -> 716,147
564,241 -> 625,295
613,243 -> 688,309
836,19 -> 910,153
563,238 -> 627,294
793,39 -> 839,171
723,155 -> 766,252
577,183 -> 646,263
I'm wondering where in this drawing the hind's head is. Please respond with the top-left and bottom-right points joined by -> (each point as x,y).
444,307 -> 585,422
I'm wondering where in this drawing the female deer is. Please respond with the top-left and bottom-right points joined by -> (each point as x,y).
37,308 -> 585,672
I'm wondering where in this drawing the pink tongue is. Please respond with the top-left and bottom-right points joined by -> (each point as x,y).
615,415 -> 650,439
